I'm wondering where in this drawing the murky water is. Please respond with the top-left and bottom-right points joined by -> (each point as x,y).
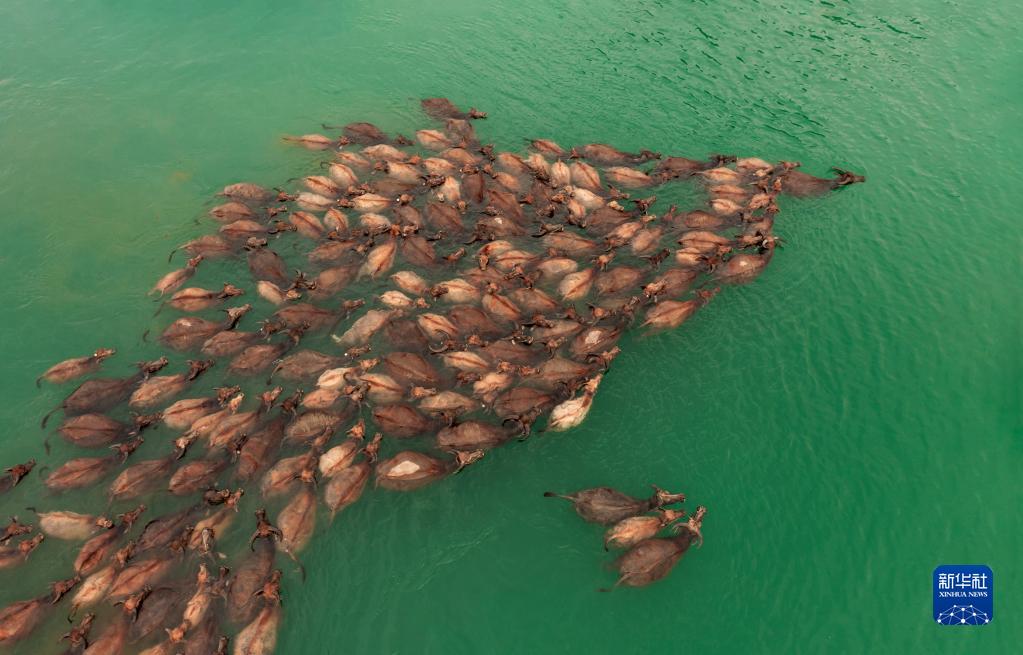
0,0 -> 1019,652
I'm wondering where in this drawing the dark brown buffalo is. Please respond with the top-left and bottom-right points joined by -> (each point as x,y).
57,413 -> 128,447
424,201 -> 463,232
421,98 -> 486,121
261,452 -> 314,499
37,348 -> 115,387
493,387 -> 554,420
543,486 -> 686,525
372,404 -> 432,438
284,409 -> 347,445
527,138 -> 565,157
448,306 -> 503,337
477,211 -> 527,239
283,133 -> 335,150
648,268 -> 699,299
207,390 -> 281,451
234,604 -> 280,655
324,460 -> 372,518
382,319 -> 429,350
277,487 -> 316,554
480,339 -> 536,366
70,566 -> 114,611
603,509 -> 686,550
135,506 -> 199,554
674,208 -> 724,230
220,219 -> 268,241
0,595 -> 49,645
228,538 -> 275,623
209,201 -> 255,222
247,240 -> 291,287
45,455 -> 118,491
511,287 -> 560,313
308,238 -> 358,264
182,615 -> 220,655
570,325 -> 622,358
486,188 -> 525,221
641,292 -> 713,330
129,359 -> 213,408
340,121 -> 388,144
73,522 -> 126,575
586,206 -> 633,233
462,167 -> 487,205
166,282 -> 244,312
228,340 -> 291,377
375,450 -> 449,491
308,264 -> 358,299
79,614 -> 128,653
595,266 -> 644,296
109,456 -> 175,500
162,386 -> 239,430
161,305 -> 251,351
131,586 -> 183,641
401,235 -> 438,267
652,155 -> 728,181
221,182 -> 271,201
531,319 -> 585,342
573,143 -> 659,164
542,231 -> 599,256
271,349 -> 342,382
317,438 -> 361,478
235,417 -> 286,481
200,327 -> 265,357
534,357 -> 592,389
779,167 -> 864,196
382,352 -> 441,386
371,177 -> 416,197
173,234 -> 234,260
271,303 -> 339,332
107,558 -> 174,599
169,457 -> 229,496
418,391 -> 480,420
392,203 -> 422,227
151,255 -> 202,296
436,420 -> 510,451
375,450 -> 482,491
718,236 -> 777,283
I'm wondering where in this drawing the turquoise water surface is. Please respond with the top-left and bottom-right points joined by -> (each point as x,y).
0,1 -> 1019,653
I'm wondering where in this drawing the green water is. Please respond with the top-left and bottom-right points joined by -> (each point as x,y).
1,0 -> 1019,653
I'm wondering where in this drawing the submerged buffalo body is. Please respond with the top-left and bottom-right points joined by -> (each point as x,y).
544,486 -> 685,525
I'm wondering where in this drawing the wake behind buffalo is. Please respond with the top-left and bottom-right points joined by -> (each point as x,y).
0,98 -> 862,653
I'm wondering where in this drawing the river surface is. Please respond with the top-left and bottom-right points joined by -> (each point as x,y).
0,1 -> 1019,653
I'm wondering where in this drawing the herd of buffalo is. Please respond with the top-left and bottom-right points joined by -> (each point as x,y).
0,97 -> 862,653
